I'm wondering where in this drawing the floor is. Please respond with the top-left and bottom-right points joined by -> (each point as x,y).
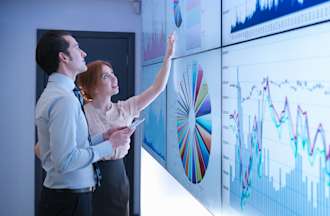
141,148 -> 213,216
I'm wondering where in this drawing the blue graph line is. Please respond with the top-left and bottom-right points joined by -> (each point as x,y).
228,69 -> 330,215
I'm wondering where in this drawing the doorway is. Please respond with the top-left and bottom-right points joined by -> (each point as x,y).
35,29 -> 139,216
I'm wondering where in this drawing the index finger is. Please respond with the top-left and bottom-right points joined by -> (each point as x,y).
116,127 -> 134,135
107,126 -> 127,136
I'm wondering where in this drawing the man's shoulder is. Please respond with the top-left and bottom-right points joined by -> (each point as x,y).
38,86 -> 71,103
36,86 -> 76,115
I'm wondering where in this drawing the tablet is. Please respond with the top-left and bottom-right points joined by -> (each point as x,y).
129,118 -> 145,129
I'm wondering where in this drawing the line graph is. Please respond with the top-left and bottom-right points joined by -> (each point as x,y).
221,22 -> 330,215
142,0 -> 166,64
233,79 -> 330,104
229,69 -> 330,210
143,29 -> 166,61
224,70 -> 330,215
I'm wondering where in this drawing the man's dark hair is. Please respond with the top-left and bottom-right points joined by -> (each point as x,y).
36,30 -> 72,75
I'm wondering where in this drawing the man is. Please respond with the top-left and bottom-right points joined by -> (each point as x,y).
35,30 -> 133,216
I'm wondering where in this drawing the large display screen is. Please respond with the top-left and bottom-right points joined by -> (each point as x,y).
141,1 -> 330,215
140,63 -> 167,165
142,0 -> 167,65
167,49 -> 222,215
222,22 -> 330,216
166,0 -> 221,58
222,0 -> 330,45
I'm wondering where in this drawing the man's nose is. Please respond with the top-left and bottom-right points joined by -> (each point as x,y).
81,50 -> 87,57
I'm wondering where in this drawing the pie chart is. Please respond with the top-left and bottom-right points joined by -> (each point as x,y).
176,62 -> 212,183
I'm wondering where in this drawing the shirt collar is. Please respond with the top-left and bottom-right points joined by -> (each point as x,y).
48,73 -> 76,92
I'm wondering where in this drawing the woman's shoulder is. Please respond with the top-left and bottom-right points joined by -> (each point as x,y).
116,96 -> 137,108
115,96 -> 139,119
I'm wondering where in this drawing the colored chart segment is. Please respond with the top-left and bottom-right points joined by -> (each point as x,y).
173,0 -> 182,28
222,0 -> 330,45
176,62 -> 212,183
222,22 -> 330,216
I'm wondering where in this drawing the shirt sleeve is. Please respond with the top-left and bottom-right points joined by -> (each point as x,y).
84,104 -> 99,136
48,96 -> 113,174
90,134 -> 115,161
91,134 -> 104,145
117,96 -> 140,119
90,140 -> 114,162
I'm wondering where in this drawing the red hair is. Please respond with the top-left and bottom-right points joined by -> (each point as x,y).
76,60 -> 113,101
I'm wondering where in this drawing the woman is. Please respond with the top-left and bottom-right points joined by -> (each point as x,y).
76,33 -> 175,216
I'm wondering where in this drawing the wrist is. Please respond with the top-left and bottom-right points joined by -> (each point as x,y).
163,55 -> 171,61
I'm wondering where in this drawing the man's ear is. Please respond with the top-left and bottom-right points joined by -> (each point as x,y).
58,52 -> 69,63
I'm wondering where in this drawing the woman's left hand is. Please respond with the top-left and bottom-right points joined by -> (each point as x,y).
164,32 -> 175,60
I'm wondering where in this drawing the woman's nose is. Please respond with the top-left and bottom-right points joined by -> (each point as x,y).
111,74 -> 117,81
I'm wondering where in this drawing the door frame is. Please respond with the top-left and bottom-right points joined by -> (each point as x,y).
35,29 -> 139,216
